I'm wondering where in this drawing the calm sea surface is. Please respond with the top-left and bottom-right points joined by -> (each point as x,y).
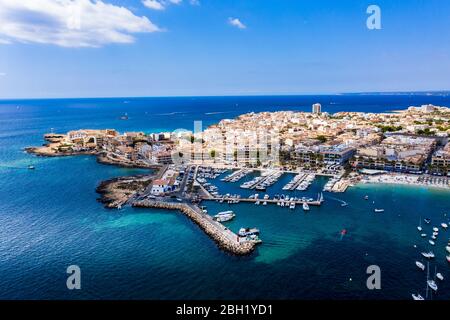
0,95 -> 449,299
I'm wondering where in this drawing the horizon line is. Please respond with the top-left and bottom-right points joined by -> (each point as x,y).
0,90 -> 450,101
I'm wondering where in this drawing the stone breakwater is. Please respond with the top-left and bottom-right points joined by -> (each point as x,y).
132,199 -> 256,255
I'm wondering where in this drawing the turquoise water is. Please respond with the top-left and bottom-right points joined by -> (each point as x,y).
0,96 -> 449,299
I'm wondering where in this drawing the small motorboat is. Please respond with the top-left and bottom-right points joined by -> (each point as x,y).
429,240 -> 435,246
412,293 -> 424,300
238,227 -> 260,237
421,251 -> 435,259
364,195 -> 369,200
446,246 -> 450,254
431,235 -> 437,240
421,233 -> 427,238
302,202 -> 310,211
417,226 -> 423,232
427,279 -> 438,292
433,227 -> 439,232
340,229 -> 347,236
447,255 -> 450,263
436,273 -> 444,281
28,165 -> 35,170
374,208 -> 384,213
441,223 -> 448,229
415,261 -> 425,271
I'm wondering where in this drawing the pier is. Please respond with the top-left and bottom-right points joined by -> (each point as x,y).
132,199 -> 257,255
205,196 -> 323,206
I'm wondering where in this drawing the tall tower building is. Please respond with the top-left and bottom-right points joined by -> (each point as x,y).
312,103 -> 322,114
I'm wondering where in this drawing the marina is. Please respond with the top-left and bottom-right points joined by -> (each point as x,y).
6,96 -> 450,299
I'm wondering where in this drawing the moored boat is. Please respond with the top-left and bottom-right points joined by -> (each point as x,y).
238,227 -> 260,237
214,211 -> 235,222
427,279 -> 438,292
421,251 -> 435,259
436,273 -> 444,281
441,223 -> 448,229
303,202 -> 310,211
374,208 -> 384,213
416,261 -> 425,271
412,293 -> 424,300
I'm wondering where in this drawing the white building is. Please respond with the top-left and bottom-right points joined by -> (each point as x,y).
150,179 -> 171,195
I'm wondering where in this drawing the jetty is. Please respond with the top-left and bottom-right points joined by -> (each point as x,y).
132,199 -> 257,255
206,195 -> 323,206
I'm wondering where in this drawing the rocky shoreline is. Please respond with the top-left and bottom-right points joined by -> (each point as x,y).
24,146 -> 96,157
96,153 -> 158,169
132,199 -> 256,256
96,174 -> 154,208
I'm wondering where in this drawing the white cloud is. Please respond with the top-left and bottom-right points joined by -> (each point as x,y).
142,0 -> 165,10
189,0 -> 200,5
0,72 -> 6,76
142,0 -> 185,10
0,0 -> 161,48
228,17 -> 246,29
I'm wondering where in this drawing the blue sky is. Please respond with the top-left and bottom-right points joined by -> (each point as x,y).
0,0 -> 449,98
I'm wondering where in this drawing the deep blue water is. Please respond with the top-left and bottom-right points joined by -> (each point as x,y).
0,95 -> 449,300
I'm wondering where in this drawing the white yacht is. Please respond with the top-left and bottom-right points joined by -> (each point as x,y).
374,208 -> 384,213
412,293 -> 424,300
427,279 -> 438,292
433,227 -> 439,232
415,261 -> 425,271
446,246 -> 450,254
289,202 -> 296,210
441,223 -> 448,229
303,202 -> 310,211
420,233 -> 427,238
436,273 -> 444,281
238,227 -> 260,237
214,211 -> 235,222
429,240 -> 435,246
421,251 -> 435,259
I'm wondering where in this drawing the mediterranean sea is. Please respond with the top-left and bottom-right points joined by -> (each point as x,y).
0,95 -> 449,299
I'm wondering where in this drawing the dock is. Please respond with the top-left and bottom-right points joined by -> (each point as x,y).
132,199 -> 258,255
205,196 -> 323,206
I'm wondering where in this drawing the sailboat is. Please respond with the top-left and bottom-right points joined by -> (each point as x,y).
412,293 -> 425,300
417,217 -> 423,232
426,265 -> 438,292
415,261 -> 425,271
